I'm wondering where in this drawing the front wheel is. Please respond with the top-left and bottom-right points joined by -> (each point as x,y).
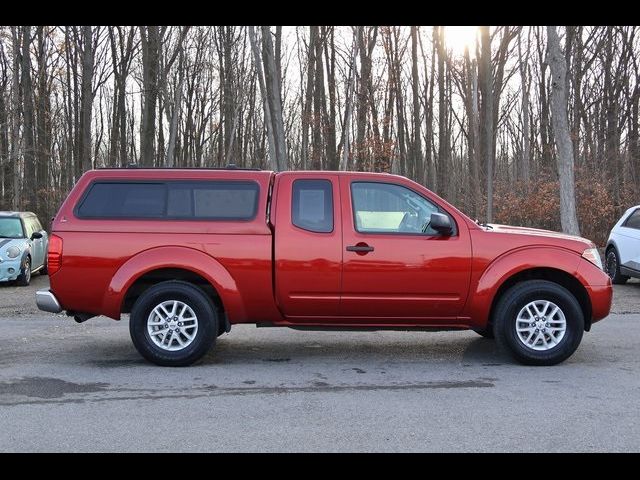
493,280 -> 584,366
605,248 -> 628,285
129,281 -> 218,366
473,327 -> 494,339
16,256 -> 31,286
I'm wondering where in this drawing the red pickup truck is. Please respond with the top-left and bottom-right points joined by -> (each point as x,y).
36,168 -> 612,366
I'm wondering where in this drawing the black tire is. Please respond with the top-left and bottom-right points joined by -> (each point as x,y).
16,256 -> 31,286
605,247 -> 628,285
473,327 -> 495,339
493,280 -> 584,366
40,259 -> 48,276
129,280 -> 218,366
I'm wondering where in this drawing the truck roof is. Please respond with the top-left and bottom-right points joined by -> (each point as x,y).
88,168 -> 401,180
78,169 -> 408,190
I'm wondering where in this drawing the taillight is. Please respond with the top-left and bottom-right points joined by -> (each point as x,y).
48,234 -> 63,275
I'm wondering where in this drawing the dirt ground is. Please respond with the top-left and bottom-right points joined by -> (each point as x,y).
2,273 -> 639,317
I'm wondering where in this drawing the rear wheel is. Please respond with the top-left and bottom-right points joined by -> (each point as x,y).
40,259 -> 48,276
493,280 -> 584,366
16,256 -> 31,286
605,247 -> 628,284
129,281 -> 218,366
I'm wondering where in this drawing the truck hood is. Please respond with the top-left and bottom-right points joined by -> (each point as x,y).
482,223 -> 595,251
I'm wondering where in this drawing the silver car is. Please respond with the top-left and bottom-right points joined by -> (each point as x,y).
0,211 -> 49,286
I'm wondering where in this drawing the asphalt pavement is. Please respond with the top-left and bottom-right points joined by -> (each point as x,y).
0,275 -> 639,452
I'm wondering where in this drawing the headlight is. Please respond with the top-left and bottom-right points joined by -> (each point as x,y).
582,247 -> 603,270
6,246 -> 21,259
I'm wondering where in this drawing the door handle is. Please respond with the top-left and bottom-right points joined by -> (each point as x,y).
346,244 -> 374,253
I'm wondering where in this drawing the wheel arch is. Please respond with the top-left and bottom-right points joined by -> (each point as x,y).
468,247 -> 592,331
487,267 -> 592,332
121,268 -> 230,335
102,246 -> 245,326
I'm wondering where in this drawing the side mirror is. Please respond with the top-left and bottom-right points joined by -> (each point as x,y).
31,231 -> 43,240
430,212 -> 453,236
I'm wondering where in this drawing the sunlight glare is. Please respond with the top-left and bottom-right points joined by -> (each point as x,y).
444,26 -> 479,58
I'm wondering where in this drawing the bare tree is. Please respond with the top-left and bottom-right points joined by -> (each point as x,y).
479,26 -> 494,222
80,26 -> 94,172
139,26 -> 160,166
248,26 -> 287,171
411,26 -> 423,184
518,27 -> 531,184
547,26 -> 580,235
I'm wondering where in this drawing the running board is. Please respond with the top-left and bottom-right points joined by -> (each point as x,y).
256,323 -> 467,332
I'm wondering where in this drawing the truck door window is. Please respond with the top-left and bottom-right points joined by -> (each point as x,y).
291,179 -> 333,233
351,182 -> 441,235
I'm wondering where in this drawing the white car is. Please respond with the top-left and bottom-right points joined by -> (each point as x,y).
605,205 -> 640,284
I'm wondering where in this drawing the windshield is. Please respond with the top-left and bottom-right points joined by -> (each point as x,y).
0,218 -> 25,238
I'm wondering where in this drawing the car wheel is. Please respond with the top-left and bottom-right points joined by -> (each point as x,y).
473,327 -> 494,339
129,280 -> 218,367
16,256 -> 31,286
493,280 -> 584,366
605,247 -> 628,285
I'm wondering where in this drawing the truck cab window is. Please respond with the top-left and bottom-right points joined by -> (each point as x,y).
291,179 -> 333,233
351,182 -> 441,235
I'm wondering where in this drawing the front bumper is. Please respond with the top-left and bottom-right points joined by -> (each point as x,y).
36,289 -> 63,313
586,284 -> 613,324
576,258 -> 613,325
0,259 -> 22,282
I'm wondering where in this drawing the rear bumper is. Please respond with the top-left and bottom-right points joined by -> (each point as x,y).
36,289 -> 63,313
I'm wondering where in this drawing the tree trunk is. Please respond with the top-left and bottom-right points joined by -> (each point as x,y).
339,30 -> 358,171
300,27 -> 316,170
108,28 -> 120,167
536,27 -> 553,171
392,29 -> 408,177
9,27 -> 22,209
35,26 -> 50,210
248,26 -> 277,171
479,26 -> 494,222
324,27 -> 338,170
261,26 -> 287,171
0,47 -> 9,206
518,28 -> 531,184
311,26 -> 325,170
356,27 -> 374,170
166,49 -> 184,167
80,26 -> 94,172
436,26 -> 448,197
411,27 -> 422,184
21,26 -> 37,210
547,26 -> 581,236
463,49 -> 480,219
140,26 -> 160,167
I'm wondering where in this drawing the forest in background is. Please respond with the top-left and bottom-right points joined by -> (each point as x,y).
0,26 -> 639,246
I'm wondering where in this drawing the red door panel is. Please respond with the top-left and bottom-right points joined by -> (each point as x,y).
339,176 -> 472,321
273,173 -> 342,317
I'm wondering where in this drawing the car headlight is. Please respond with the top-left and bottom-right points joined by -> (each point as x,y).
6,246 -> 21,259
582,247 -> 603,270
